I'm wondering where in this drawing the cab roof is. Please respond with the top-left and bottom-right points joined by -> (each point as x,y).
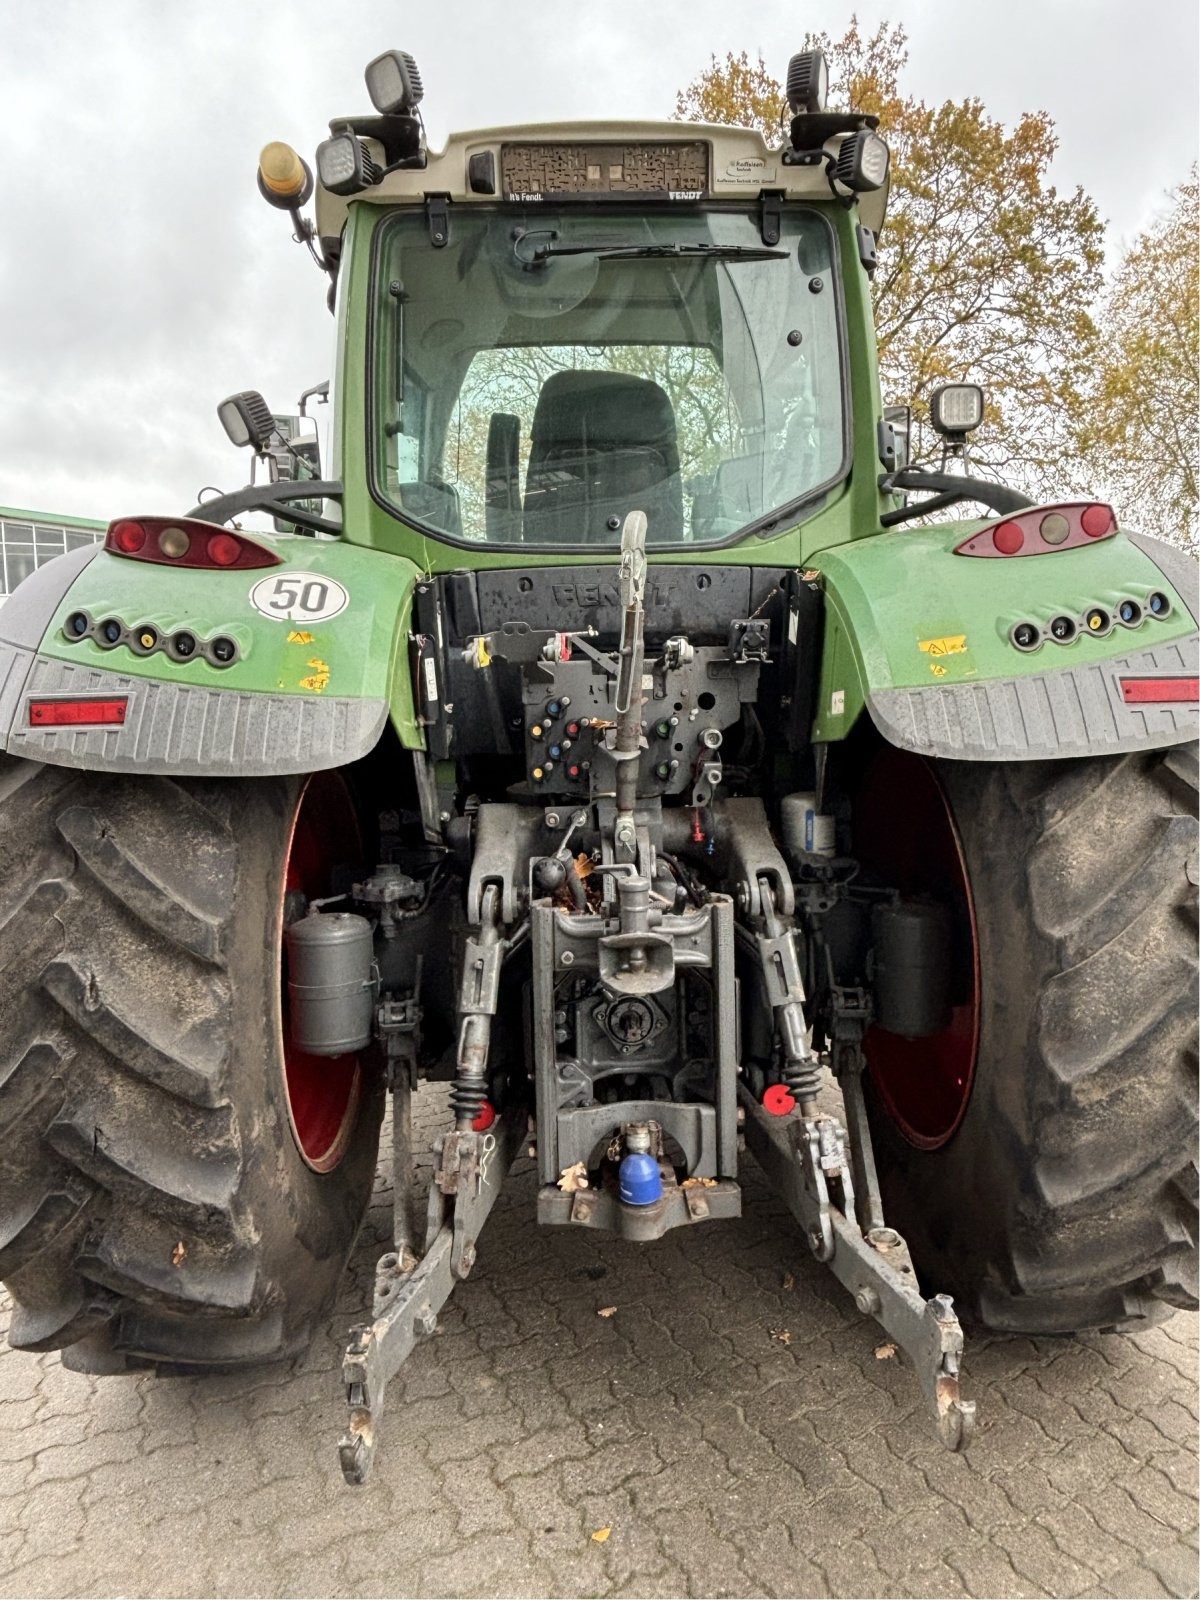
313,118 -> 889,242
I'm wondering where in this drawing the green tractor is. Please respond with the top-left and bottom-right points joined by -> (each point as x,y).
1,49 -> 1195,1485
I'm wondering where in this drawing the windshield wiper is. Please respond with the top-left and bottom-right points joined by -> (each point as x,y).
522,239 -> 788,266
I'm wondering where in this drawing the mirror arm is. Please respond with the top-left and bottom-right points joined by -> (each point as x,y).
186,479 -> 344,536
878,468 -> 1035,528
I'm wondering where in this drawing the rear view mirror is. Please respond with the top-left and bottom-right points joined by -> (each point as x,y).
883,404 -> 911,471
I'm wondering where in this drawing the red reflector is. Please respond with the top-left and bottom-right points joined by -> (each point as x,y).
110,519 -> 146,554
1119,677 -> 1199,705
992,521 -> 1023,555
207,532 -> 242,567
28,698 -> 128,727
762,1083 -> 797,1117
471,1101 -> 497,1133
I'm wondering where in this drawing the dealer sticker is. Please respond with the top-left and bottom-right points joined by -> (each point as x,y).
250,572 -> 349,623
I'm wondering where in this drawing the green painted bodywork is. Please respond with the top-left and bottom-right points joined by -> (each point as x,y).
38,538 -> 425,748
30,182 -> 1191,758
810,522 -> 1194,740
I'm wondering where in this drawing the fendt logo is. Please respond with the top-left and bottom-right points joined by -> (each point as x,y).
549,580 -> 679,609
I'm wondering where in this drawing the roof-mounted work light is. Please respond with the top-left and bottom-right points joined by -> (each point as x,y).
316,129 -> 383,196
364,49 -> 424,116
833,128 -> 890,192
929,383 -> 985,440
786,50 -> 829,115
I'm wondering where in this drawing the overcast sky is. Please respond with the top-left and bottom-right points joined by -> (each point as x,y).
1,0 -> 1196,523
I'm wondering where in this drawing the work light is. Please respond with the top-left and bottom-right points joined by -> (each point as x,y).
364,49 -> 424,116
786,50 -> 828,115
316,130 -> 382,196
833,128 -> 890,192
217,390 -> 276,452
929,384 -> 985,438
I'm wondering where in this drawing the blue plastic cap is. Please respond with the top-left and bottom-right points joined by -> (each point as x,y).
618,1151 -> 663,1207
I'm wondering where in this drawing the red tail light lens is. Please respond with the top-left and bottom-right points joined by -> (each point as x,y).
207,532 -> 243,566
29,697 -> 128,727
110,519 -> 147,554
104,516 -> 280,570
956,502 -> 1117,557
991,521 -> 1024,555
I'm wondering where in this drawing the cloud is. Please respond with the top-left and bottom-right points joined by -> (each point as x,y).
1,0 -> 1195,520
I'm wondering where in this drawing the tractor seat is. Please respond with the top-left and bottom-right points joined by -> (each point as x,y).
522,370 -> 683,544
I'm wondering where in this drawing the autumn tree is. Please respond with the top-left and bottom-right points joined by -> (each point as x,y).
1079,168 -> 1198,551
675,23 -> 1106,496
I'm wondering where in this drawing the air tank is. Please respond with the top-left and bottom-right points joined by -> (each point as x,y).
870,900 -> 953,1039
285,910 -> 376,1056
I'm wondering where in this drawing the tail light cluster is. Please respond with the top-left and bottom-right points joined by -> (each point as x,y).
106,516 -> 281,570
62,609 -> 239,667
955,502 -> 1116,558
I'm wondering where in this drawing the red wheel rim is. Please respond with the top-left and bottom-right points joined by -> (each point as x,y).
279,773 -> 363,1173
853,747 -> 980,1150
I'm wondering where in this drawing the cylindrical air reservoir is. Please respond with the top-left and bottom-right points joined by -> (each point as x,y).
781,791 -> 836,858
870,900 -> 953,1039
285,910 -> 376,1056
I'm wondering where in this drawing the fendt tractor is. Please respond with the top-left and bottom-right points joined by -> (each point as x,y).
1,49 -> 1196,1485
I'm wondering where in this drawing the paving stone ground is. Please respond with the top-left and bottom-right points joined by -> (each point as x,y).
1,1085 -> 1196,1599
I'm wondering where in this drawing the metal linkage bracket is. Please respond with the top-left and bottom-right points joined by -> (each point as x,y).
709,797 -> 794,917
739,1083 -> 976,1452
376,994 -> 421,1265
826,985 -> 885,1234
337,1110 -> 521,1485
466,804 -> 545,924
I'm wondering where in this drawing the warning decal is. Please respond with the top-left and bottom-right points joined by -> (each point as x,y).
918,635 -> 968,657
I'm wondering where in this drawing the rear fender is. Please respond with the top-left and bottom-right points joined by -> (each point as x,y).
812,521 -> 1198,760
0,533 -> 425,775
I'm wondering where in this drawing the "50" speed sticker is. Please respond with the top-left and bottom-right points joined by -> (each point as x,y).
249,572 -> 349,622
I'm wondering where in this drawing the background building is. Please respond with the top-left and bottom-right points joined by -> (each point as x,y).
0,506 -> 106,610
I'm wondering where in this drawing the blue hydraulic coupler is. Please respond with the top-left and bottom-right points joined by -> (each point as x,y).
618,1124 -> 663,1206
618,1152 -> 663,1206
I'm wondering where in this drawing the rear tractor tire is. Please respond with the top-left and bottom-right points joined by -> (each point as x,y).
856,742 -> 1198,1335
0,758 -> 383,1371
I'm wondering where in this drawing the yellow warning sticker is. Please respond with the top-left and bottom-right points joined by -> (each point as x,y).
929,662 -> 947,677
300,657 -> 330,693
918,635 -> 968,657
286,630 -> 314,644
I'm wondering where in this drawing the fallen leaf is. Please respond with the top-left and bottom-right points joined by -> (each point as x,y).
596,1306 -> 618,1319
171,1241 -> 187,1267
769,1327 -> 792,1345
680,1176 -> 718,1189
590,1527 -> 612,1544
558,1161 -> 589,1193
781,1271 -> 795,1291
875,1342 -> 897,1360
574,852 -> 595,879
